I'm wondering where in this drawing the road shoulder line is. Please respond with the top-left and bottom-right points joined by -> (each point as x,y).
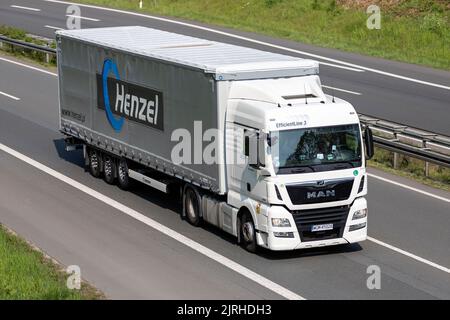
0,142 -> 304,300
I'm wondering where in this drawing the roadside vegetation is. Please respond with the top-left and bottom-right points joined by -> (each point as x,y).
75,0 -> 450,70
0,224 -> 103,299
0,25 -> 56,66
368,147 -> 450,191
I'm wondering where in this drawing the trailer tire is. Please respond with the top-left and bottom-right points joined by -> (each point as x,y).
183,186 -> 202,227
103,155 -> 116,184
117,158 -> 131,190
88,149 -> 102,178
240,211 -> 257,253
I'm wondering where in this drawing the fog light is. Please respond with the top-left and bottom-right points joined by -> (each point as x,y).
274,232 -> 294,238
271,218 -> 291,227
352,208 -> 368,220
349,222 -> 366,231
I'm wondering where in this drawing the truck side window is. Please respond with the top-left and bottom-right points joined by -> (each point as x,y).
244,129 -> 259,167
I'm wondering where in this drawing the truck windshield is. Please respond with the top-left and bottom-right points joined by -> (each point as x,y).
271,124 -> 362,174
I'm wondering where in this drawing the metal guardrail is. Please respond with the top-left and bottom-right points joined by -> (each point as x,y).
0,35 -> 56,62
359,114 -> 450,168
1,35 -> 449,168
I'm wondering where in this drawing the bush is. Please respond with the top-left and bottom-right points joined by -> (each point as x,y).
420,13 -> 447,34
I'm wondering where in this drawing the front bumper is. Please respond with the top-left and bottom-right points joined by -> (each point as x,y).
259,197 -> 367,251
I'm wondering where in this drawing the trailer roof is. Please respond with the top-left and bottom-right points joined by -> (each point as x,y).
57,26 -> 319,80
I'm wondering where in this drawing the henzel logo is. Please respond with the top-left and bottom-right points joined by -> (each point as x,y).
306,189 -> 336,199
97,59 -> 164,132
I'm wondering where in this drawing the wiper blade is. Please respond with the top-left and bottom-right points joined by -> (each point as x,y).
290,165 -> 316,173
331,161 -> 356,168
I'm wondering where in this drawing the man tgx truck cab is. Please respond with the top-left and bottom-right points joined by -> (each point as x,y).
224,75 -> 374,251
57,26 -> 374,253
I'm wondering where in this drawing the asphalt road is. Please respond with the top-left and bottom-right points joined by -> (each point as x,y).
0,0 -> 449,135
0,55 -> 449,299
0,0 -> 450,300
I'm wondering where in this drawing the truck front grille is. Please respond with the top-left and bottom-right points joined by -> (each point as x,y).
286,178 -> 354,205
291,206 -> 350,242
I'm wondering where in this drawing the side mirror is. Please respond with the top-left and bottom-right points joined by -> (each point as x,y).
364,127 -> 374,160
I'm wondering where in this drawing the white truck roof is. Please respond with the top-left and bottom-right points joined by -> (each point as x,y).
57,26 -> 319,80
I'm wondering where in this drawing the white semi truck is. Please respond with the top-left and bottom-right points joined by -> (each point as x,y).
58,26 -> 374,252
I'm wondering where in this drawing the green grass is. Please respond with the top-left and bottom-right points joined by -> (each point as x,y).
0,25 -> 57,66
72,0 -> 450,70
368,147 -> 450,191
0,224 -> 103,299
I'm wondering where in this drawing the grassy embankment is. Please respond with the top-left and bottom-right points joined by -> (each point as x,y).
75,0 -> 450,70
0,225 -> 103,299
0,25 -> 56,66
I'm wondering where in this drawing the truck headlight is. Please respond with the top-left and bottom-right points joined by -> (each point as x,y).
271,218 -> 291,227
352,208 -> 368,220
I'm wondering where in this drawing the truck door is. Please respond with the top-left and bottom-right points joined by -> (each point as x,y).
227,123 -> 268,203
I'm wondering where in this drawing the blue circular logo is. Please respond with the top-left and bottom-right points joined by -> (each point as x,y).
102,59 -> 124,132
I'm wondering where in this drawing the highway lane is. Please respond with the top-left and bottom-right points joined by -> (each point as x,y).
0,55 -> 449,299
0,150 -> 284,300
0,0 -> 449,134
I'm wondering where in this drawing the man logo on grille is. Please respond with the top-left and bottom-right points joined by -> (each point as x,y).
307,189 -> 336,199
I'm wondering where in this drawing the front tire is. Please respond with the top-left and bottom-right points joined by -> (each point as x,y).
240,211 -> 257,253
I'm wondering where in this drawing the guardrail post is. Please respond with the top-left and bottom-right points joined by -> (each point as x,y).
45,52 -> 50,63
425,161 -> 430,177
393,152 -> 399,169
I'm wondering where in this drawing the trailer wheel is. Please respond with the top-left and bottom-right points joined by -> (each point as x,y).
103,155 -> 116,184
184,186 -> 202,227
240,211 -> 257,253
88,149 -> 102,178
117,158 -> 131,190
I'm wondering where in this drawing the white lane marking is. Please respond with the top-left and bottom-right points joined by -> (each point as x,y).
10,5 -> 41,12
322,85 -> 362,96
367,237 -> 450,274
45,0 -> 450,90
65,14 -> 100,22
368,173 -> 450,203
319,63 -> 362,72
45,25 -> 64,30
0,90 -> 20,101
0,57 -> 57,77
0,143 -> 304,300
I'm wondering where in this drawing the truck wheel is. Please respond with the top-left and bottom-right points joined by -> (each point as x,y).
117,158 -> 131,190
184,186 -> 202,226
240,211 -> 257,253
103,155 -> 116,184
88,149 -> 102,178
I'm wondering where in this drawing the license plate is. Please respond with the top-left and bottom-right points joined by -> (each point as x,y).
311,224 -> 333,232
